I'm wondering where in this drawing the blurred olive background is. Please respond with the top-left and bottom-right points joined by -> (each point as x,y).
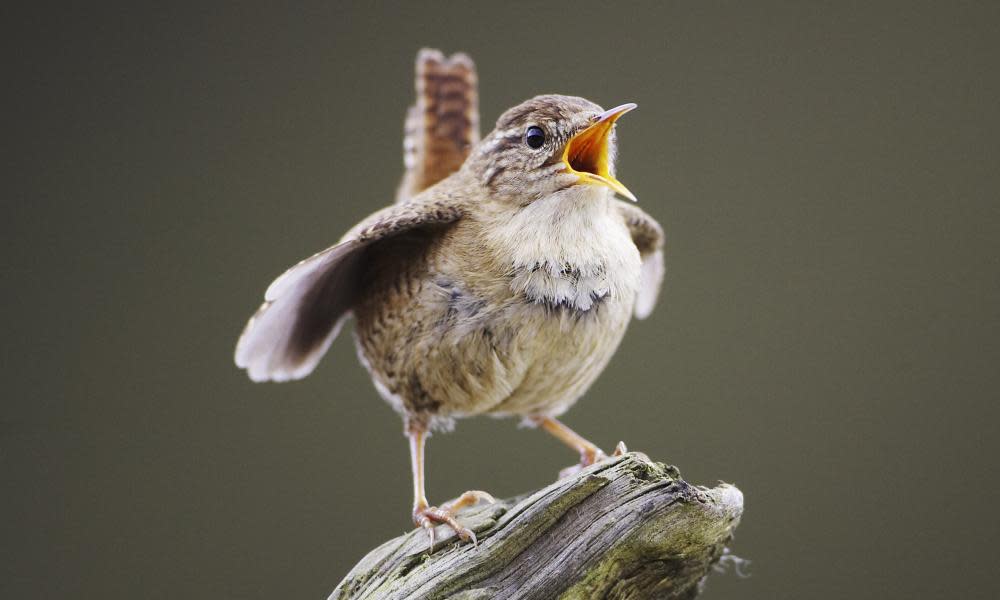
4,2 -> 999,599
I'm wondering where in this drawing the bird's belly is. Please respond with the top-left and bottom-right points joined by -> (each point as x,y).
354,274 -> 635,427
484,297 -> 634,418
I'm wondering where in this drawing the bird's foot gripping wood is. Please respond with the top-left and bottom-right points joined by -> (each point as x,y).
413,491 -> 496,550
530,416 -> 638,478
408,425 -> 497,551
558,440 -> 633,478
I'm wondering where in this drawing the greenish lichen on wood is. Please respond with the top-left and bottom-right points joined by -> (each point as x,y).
330,453 -> 743,600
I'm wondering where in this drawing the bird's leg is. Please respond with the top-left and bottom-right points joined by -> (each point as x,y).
531,416 -> 628,476
407,424 -> 494,549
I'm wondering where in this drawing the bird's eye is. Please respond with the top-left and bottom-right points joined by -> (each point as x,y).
524,126 -> 546,149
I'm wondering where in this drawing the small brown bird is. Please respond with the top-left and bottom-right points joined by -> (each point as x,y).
235,49 -> 665,544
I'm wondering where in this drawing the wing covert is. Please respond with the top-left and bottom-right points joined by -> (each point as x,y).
235,198 -> 464,382
617,200 -> 666,319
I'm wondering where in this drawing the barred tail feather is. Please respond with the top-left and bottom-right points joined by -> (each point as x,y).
396,48 -> 479,202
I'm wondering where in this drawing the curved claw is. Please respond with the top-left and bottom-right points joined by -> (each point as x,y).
558,441 -> 633,478
413,490 -> 495,550
421,517 -> 437,550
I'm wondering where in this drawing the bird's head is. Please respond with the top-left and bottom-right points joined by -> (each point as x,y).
465,95 -> 637,205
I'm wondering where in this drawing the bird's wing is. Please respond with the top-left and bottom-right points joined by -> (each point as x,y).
617,200 -> 666,319
395,49 -> 479,203
235,197 -> 465,382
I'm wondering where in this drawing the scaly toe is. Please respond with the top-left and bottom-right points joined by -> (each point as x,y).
558,442 -> 632,478
413,506 -> 477,548
442,490 -> 497,513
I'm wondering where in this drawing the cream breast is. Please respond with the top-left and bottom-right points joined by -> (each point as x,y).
481,187 -> 642,312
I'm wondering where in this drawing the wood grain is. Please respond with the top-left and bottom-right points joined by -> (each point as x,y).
330,453 -> 743,599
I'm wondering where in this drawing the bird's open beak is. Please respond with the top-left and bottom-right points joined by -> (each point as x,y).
562,102 -> 638,202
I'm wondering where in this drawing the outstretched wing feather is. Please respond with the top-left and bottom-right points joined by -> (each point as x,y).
235,200 -> 464,382
616,201 -> 666,319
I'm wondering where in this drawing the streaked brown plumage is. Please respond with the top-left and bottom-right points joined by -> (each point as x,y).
235,49 -> 665,545
397,49 -> 479,202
